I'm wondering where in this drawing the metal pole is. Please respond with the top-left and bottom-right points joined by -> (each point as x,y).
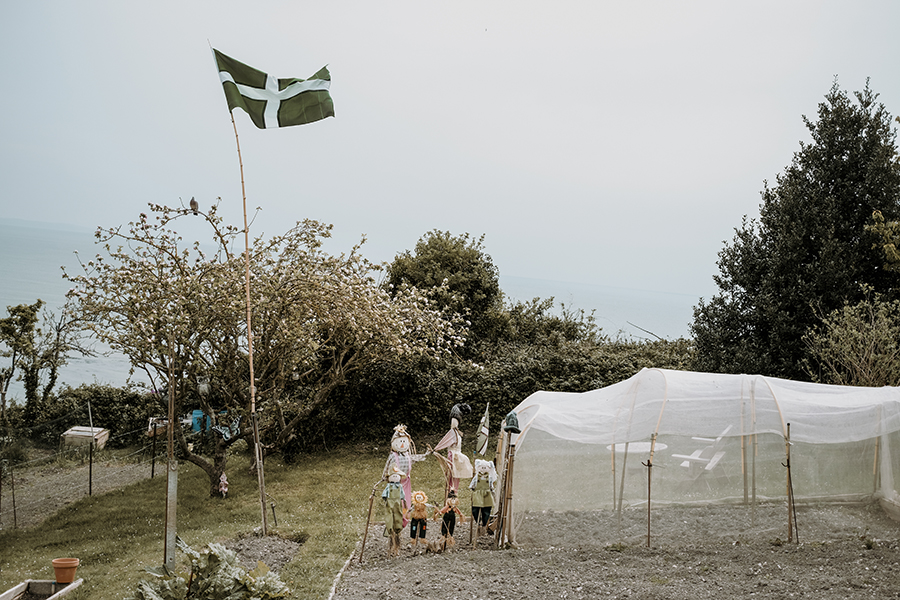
151,420 -> 157,479
10,462 -> 16,529
88,401 -> 94,496
164,338 -> 178,569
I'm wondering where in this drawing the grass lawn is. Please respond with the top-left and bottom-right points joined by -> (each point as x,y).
0,441 -> 458,599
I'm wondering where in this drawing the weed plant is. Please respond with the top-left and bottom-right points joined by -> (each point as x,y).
0,441 -> 459,599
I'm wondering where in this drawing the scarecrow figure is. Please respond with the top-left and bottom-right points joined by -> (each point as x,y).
382,424 -> 431,526
469,459 -> 497,545
434,490 -> 465,551
382,467 -> 406,557
434,404 -> 473,493
408,490 -> 432,554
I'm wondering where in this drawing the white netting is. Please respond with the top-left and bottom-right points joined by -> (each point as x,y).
504,368 -> 900,537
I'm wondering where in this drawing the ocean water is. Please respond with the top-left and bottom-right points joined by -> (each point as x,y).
0,220 -> 699,402
0,219 -> 144,401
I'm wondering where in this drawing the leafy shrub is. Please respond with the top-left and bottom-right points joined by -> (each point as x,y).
0,439 -> 29,465
126,538 -> 289,600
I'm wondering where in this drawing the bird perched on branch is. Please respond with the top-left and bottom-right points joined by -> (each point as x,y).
189,197 -> 199,215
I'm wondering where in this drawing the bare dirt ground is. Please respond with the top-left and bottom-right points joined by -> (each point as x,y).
332,502 -> 900,600
0,455 -> 156,529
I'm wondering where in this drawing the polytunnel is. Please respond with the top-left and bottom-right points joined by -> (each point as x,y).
492,368 -> 900,546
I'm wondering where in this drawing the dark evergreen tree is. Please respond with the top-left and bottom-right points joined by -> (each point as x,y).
691,81 -> 900,379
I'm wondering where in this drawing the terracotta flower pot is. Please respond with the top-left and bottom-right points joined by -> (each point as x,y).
52,558 -> 80,584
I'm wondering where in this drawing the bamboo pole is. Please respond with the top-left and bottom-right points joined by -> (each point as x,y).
503,441 -> 517,547
493,432 -> 513,549
784,423 -> 798,543
741,384 -> 748,505
751,381 -> 758,525
611,444 -> 617,511
230,112 -> 268,536
874,406 -> 882,496
617,441 -> 630,526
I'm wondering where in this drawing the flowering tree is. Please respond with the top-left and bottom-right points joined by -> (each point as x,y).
65,202 -> 466,495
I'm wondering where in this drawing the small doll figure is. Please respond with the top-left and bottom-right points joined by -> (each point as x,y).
469,459 -> 497,545
408,490 -> 431,554
383,424 -> 430,526
218,472 -> 229,498
434,404 -> 473,493
434,490 -> 465,551
382,467 -> 406,557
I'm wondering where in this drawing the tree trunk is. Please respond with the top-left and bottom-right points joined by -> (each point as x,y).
177,424 -> 229,497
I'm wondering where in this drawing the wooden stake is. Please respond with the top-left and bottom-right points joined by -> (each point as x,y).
642,433 -> 657,547
358,479 -> 383,563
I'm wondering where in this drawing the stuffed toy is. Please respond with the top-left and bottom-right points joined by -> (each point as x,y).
408,490 -> 432,554
382,467 -> 406,557
469,459 -> 497,544
382,424 -> 430,526
433,490 -> 465,551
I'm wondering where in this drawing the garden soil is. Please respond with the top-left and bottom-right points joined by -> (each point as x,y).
331,502 -> 900,600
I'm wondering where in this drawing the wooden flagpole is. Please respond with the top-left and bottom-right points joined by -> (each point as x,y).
231,112 -> 269,535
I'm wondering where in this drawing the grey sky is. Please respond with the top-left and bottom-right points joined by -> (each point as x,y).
2,1 -> 899,306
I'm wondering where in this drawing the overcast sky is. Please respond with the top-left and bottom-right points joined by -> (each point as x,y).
3,1 -> 900,306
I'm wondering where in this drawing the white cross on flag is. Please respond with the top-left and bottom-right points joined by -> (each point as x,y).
213,48 -> 334,129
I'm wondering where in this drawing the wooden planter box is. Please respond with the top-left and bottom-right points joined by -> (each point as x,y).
0,579 -> 83,600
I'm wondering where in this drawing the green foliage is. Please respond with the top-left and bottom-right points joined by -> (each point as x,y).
0,301 -> 42,421
804,286 -> 900,386
302,295 -> 694,448
692,81 -> 900,379
384,230 -> 503,354
126,539 -> 289,600
56,384 -> 150,447
3,384 -> 148,448
0,299 -> 86,421
867,210 -> 900,272
0,438 -> 29,464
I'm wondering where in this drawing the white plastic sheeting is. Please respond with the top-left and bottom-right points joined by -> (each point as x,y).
508,368 -> 900,515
